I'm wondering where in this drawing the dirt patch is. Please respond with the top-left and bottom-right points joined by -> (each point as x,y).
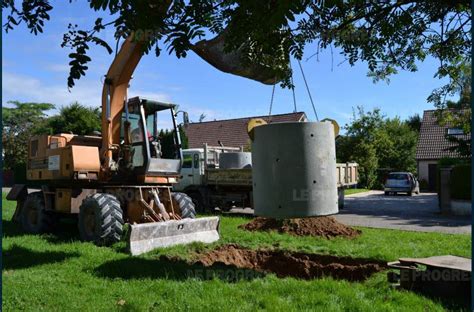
239,217 -> 361,239
192,244 -> 386,282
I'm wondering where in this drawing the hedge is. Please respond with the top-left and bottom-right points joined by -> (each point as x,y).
450,164 -> 471,200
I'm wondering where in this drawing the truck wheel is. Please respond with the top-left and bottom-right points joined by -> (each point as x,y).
78,193 -> 124,246
189,192 -> 205,213
21,192 -> 57,234
172,192 -> 196,219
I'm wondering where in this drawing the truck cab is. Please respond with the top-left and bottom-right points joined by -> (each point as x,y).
175,147 -> 221,191
174,146 -> 252,212
175,149 -> 204,190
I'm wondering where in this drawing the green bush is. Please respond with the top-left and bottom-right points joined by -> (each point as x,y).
419,179 -> 429,191
450,164 -> 471,200
438,157 -> 467,168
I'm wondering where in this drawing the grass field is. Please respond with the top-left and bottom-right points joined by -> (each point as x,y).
344,188 -> 370,195
2,193 -> 471,311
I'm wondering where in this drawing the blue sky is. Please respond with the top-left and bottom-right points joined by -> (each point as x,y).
2,1 -> 450,128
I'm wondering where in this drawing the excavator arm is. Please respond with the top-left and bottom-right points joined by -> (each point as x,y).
100,35 -> 144,175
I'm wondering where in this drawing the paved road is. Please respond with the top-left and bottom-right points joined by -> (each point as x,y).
334,190 -> 471,234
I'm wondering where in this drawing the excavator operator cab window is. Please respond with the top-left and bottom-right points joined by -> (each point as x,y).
122,96 -> 183,176
123,113 -> 145,168
146,113 -> 161,158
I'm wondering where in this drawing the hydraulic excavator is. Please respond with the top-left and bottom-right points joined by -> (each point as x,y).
7,34 -> 220,256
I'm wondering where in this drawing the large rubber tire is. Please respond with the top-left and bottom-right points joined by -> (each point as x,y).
21,192 -> 57,234
78,193 -> 124,246
172,192 -> 196,219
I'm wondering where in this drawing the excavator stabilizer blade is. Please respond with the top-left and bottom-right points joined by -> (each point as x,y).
127,217 -> 220,256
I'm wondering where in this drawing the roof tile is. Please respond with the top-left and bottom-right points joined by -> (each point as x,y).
415,109 -> 470,160
184,112 -> 307,148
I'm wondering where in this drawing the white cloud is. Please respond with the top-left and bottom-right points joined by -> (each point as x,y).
181,105 -> 226,123
44,63 -> 70,73
2,72 -> 232,130
2,72 -> 176,111
2,72 -> 101,111
128,90 -> 172,103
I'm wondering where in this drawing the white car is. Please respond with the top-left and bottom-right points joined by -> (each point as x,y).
384,172 -> 420,196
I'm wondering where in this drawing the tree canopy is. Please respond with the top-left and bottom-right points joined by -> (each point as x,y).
435,62 -> 471,158
2,101 -> 54,169
43,102 -> 102,135
337,107 -> 418,188
3,0 -> 471,105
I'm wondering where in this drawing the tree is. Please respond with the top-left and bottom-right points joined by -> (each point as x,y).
337,107 -> 385,188
2,101 -> 54,169
434,61 -> 471,158
378,118 -> 418,173
3,1 -> 470,101
406,114 -> 421,133
337,107 -> 418,188
159,126 -> 188,159
352,141 -> 378,189
41,102 -> 102,135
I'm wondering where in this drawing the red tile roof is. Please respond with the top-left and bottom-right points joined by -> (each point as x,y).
184,112 -> 307,148
415,109 -> 471,160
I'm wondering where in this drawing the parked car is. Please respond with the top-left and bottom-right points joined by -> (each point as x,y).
384,172 -> 420,196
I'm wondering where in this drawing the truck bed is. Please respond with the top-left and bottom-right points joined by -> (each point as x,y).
206,168 -> 253,186
205,163 -> 358,187
336,163 -> 358,187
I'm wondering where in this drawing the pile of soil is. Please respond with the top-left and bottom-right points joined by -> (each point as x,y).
239,216 -> 361,239
193,244 -> 385,281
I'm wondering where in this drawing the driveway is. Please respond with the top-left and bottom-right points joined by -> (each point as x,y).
334,190 -> 471,234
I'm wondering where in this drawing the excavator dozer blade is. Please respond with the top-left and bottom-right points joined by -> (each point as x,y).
127,217 -> 220,256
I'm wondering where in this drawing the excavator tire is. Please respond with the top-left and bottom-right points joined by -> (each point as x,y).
172,192 -> 196,219
78,193 -> 124,246
21,192 -> 57,234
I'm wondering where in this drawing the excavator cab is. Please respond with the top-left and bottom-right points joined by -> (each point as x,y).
120,96 -> 183,181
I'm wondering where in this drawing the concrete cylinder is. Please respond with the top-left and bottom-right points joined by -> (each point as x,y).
219,152 -> 252,169
251,121 -> 338,218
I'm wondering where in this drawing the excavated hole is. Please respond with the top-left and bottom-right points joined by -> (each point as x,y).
187,244 -> 386,282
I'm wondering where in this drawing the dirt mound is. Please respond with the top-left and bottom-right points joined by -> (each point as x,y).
194,244 -> 385,281
239,216 -> 361,239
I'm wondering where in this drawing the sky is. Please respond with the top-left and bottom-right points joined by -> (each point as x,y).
2,1 -> 451,129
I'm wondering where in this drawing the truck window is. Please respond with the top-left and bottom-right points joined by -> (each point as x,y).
182,154 -> 193,168
194,153 -> 200,169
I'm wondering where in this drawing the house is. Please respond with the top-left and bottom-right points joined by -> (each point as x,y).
415,109 -> 470,191
183,112 -> 307,149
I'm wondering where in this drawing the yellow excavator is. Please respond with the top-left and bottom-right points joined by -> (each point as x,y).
7,34 -> 220,256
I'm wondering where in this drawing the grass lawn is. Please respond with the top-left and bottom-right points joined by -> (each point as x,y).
2,193 -> 471,311
344,188 -> 370,195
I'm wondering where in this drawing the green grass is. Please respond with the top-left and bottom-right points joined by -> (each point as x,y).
2,193 -> 471,311
344,188 -> 370,195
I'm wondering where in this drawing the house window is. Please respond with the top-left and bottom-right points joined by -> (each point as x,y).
447,128 -> 464,135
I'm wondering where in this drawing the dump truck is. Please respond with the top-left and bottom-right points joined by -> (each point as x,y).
173,143 -> 358,212
7,35 -> 219,256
